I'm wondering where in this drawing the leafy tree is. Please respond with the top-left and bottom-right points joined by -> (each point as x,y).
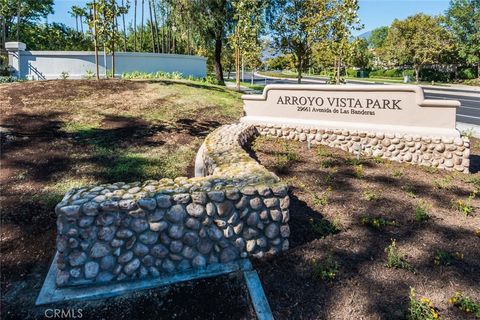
383,14 -> 455,82
446,0 -> 480,78
231,0 -> 265,89
328,0 -> 362,83
265,54 -> 295,70
348,37 -> 372,69
0,0 -> 54,41
21,23 -> 94,50
368,26 -> 388,48
270,0 -> 335,83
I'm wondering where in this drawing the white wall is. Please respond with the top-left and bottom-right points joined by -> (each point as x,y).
7,43 -> 207,80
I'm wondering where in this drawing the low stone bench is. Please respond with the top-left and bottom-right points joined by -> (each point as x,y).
54,123 -> 290,287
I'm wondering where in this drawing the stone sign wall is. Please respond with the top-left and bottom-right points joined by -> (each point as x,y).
241,85 -> 469,172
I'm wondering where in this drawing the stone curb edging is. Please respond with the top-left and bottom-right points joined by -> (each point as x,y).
255,124 -> 470,173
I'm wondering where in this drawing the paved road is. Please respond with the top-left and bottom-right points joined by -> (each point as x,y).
233,73 -> 480,126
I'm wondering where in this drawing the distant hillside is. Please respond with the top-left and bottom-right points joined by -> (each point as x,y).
356,30 -> 372,40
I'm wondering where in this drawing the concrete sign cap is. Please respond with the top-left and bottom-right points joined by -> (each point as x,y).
5,42 -> 26,51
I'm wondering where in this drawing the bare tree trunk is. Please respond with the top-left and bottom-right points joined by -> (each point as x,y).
415,65 -> 420,83
133,0 -> 137,51
112,0 -> 116,78
16,0 -> 21,41
75,15 -> 79,33
161,0 -> 165,53
214,34 -> 224,84
152,0 -> 161,53
122,0 -> 127,51
148,0 -> 156,53
297,57 -> 302,84
80,15 -> 84,33
93,0 -> 100,80
140,0 -> 145,50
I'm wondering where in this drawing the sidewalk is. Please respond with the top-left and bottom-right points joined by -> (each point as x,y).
456,122 -> 480,138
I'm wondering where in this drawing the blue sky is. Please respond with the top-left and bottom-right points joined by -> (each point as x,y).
49,0 -> 451,36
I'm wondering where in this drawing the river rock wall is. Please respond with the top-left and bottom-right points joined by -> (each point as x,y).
54,123 -> 290,287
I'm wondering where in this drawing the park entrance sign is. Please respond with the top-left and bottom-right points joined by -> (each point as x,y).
241,85 -> 470,172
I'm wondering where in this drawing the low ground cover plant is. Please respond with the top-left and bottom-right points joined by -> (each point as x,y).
360,215 -> 395,230
385,239 -> 414,271
408,288 -> 440,320
311,255 -> 340,281
433,250 -> 463,266
414,201 -> 431,222
451,191 -> 476,216
310,217 -> 341,238
449,292 -> 480,319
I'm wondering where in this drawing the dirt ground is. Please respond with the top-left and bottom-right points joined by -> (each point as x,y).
251,136 -> 480,320
1,80 -> 479,319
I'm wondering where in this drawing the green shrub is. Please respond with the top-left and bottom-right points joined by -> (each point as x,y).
433,250 -> 463,266
360,215 -> 395,230
346,68 -> 357,77
458,68 -> 477,80
414,201 -> 430,222
310,218 -> 341,238
0,76 -> 18,83
311,255 -> 340,281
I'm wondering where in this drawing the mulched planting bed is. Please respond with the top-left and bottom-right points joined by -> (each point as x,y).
1,80 -> 479,319
251,136 -> 480,320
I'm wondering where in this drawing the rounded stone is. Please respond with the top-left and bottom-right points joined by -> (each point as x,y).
207,191 -> 225,202
156,195 -> 172,208
249,197 -> 263,210
82,202 -> 99,216
170,240 -> 183,253
116,229 -> 133,238
90,242 -> 110,258
70,268 -> 81,278
270,209 -> 282,222
263,198 -> 279,208
216,201 -> 233,216
69,251 -> 87,267
168,224 -> 184,239
191,192 -> 207,204
151,244 -> 168,258
186,203 -> 205,218
56,270 -> 70,286
192,255 -> 207,268
138,198 -> 157,211
133,243 -> 150,256
166,205 -> 186,223
84,261 -> 100,279
207,225 -> 223,241
98,226 -> 116,241
206,203 -> 216,216
183,232 -> 200,246
246,240 -> 256,253
435,143 -> 446,152
256,237 -> 268,248
224,226 -> 234,238
186,218 -> 201,230
197,239 -> 213,255
78,217 -> 95,227
118,251 -> 134,263
247,212 -> 259,226
100,255 -> 116,270
265,223 -> 280,239
124,258 -> 140,275
162,259 -> 176,273
142,255 -> 155,267
130,218 -> 149,233
220,247 -> 238,263
139,231 -> 158,245
280,225 -> 290,238
149,221 -> 168,232
58,205 -> 81,217
181,246 -> 196,259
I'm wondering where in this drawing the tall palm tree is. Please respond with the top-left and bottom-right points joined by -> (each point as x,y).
148,0 -> 156,52
69,6 -> 79,33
